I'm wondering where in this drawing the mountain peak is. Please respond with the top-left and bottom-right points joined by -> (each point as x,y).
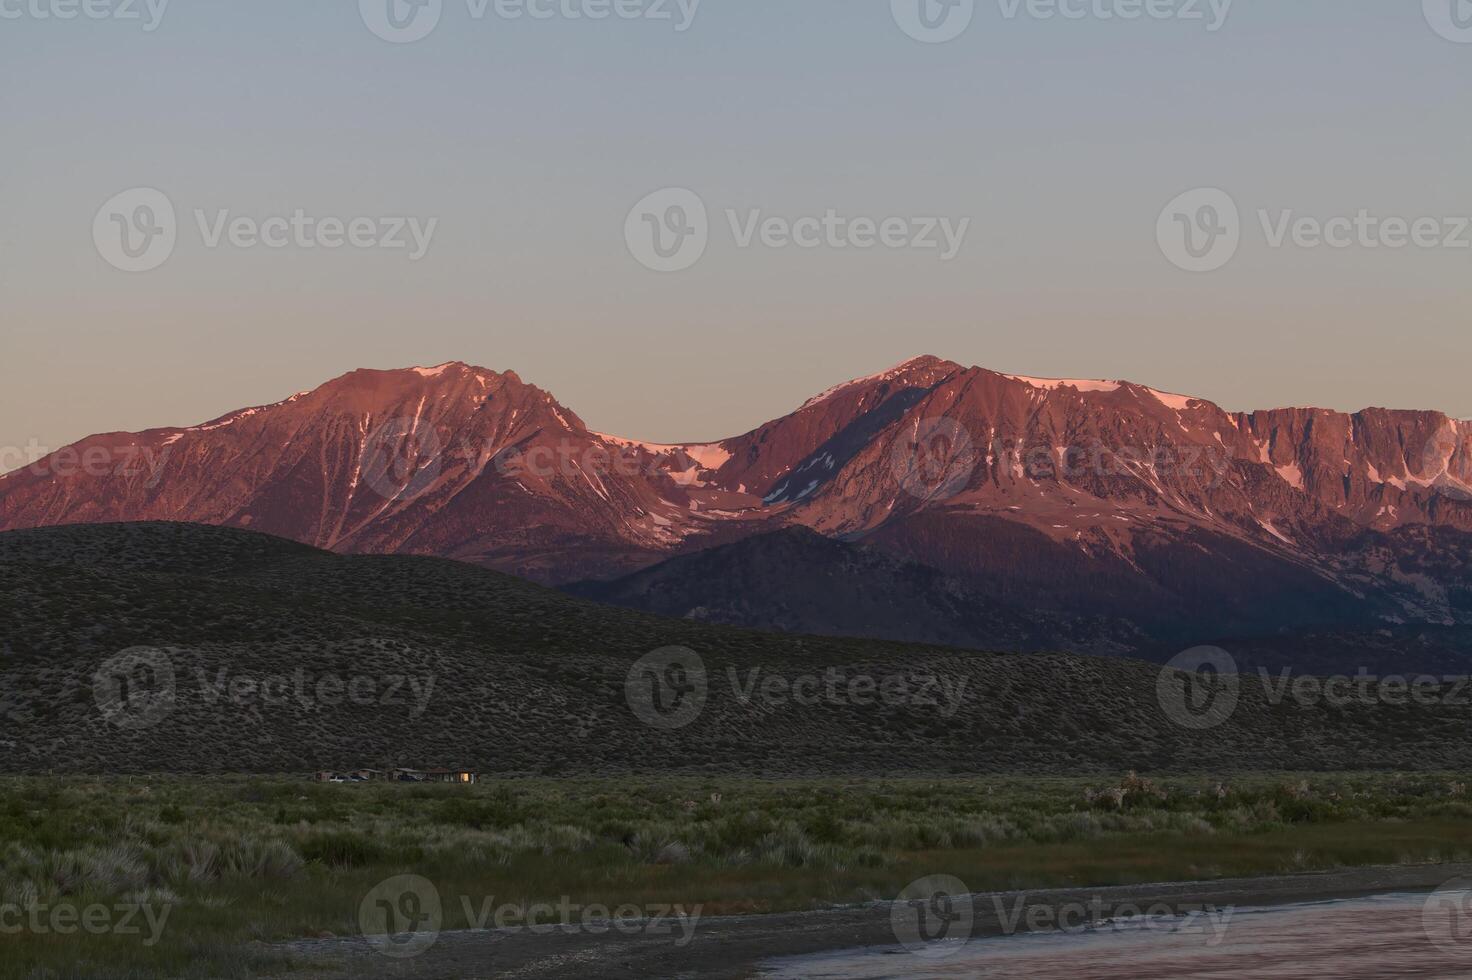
312,361 -> 527,395
797,355 -> 962,411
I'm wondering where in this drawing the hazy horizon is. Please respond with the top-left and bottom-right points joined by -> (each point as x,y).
5,0 -> 1471,454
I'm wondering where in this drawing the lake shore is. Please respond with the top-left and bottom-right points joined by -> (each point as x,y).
273,861 -> 1472,979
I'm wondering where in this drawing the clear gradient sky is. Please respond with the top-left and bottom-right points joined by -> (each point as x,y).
3,0 -> 1470,457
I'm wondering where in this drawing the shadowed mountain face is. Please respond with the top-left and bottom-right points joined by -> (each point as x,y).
8,521 -> 1472,775
5,357 -> 1472,662
568,522 -> 1472,673
567,526 -> 1147,658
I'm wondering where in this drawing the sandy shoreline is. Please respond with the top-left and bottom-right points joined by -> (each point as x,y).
268,861 -> 1472,979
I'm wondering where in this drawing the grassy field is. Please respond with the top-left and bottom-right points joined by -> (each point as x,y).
4,772 -> 1472,978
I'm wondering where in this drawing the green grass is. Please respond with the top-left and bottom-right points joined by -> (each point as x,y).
3,772 -> 1472,977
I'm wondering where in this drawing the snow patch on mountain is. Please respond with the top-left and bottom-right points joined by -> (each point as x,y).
1006,375 -> 1122,394
1276,462 -> 1305,490
593,433 -> 732,471
191,407 -> 265,432
1145,388 -> 1198,411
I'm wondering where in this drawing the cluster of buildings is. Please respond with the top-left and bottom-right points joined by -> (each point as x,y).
311,767 -> 479,784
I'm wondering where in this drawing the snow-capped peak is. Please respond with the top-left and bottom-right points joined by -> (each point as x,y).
798,355 -> 954,411
1004,375 -> 1122,394
1004,374 -> 1201,411
412,362 -> 462,378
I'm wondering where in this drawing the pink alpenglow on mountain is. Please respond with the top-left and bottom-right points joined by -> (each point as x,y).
5,357 -> 1472,659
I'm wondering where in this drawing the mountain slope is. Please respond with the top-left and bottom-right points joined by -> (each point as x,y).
568,526 -> 1145,656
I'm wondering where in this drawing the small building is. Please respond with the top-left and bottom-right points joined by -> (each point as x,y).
394,767 -> 478,784
424,768 -> 478,784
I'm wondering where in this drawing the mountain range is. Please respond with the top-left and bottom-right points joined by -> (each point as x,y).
6,355 -> 1472,666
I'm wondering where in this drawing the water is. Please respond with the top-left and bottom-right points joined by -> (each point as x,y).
760,892 -> 1472,979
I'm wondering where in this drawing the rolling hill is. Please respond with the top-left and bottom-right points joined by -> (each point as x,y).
5,522 -> 1472,775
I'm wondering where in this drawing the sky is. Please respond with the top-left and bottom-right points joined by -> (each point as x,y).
3,0 -> 1471,456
